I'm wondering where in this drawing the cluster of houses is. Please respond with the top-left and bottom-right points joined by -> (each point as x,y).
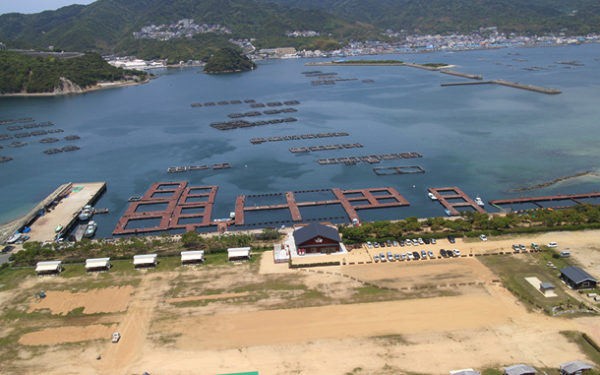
34,247 -> 252,276
452,360 -> 594,375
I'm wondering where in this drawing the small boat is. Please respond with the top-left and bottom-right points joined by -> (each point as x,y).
84,221 -> 98,238
128,196 -> 141,202
428,192 -> 437,200
229,212 -> 236,219
55,225 -> 63,233
6,232 -> 22,244
475,195 -> 485,207
78,205 -> 94,221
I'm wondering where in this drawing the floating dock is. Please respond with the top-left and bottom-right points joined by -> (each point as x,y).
373,165 -> 425,175
489,192 -> 600,209
428,187 -> 486,216
441,79 -> 561,94
250,132 -> 349,144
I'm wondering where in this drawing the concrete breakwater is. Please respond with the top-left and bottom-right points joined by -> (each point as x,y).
439,69 -> 483,80
441,80 -> 562,95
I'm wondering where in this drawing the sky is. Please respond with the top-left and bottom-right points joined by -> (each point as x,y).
0,0 -> 96,15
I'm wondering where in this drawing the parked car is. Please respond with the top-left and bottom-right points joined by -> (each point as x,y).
393,241 -> 399,247
531,243 -> 540,250
412,251 -> 420,260
386,240 -> 393,247
512,244 -> 519,252
373,255 -> 380,262
418,238 -> 424,245
423,238 -> 431,244
547,242 -> 558,248
560,251 -> 571,258
366,241 -> 373,248
399,240 -> 405,247
405,240 -> 411,246
381,242 -> 386,248
519,244 -> 526,251
480,234 -> 487,241
431,238 -> 437,244
374,242 -> 380,248
1,245 -> 14,253
406,252 -> 414,260
387,252 -> 394,261
412,239 -> 419,246
446,250 -> 454,258
401,253 -> 407,260
380,253 -> 387,262
452,249 -> 461,257
111,332 -> 121,343
428,250 -> 434,258
440,249 -> 447,257
394,253 -> 401,261
421,250 -> 427,258
447,235 -> 456,244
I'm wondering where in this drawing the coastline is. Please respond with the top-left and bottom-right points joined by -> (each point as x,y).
0,79 -> 150,98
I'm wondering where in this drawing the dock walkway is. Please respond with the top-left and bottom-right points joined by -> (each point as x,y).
428,187 -> 486,216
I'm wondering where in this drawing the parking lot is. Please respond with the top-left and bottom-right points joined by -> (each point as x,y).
362,235 -> 553,264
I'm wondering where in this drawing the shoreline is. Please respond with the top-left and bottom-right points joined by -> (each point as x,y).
508,171 -> 600,193
0,78 -> 150,98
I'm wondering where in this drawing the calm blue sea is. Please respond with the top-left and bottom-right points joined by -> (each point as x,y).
1,44 -> 600,237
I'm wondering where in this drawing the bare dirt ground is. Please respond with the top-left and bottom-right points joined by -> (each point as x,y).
166,292 -> 251,304
27,286 -> 134,315
18,324 -> 116,346
5,229 -> 600,375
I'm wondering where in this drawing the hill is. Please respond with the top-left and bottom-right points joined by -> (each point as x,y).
0,51 -> 147,94
0,0 -> 375,62
203,47 -> 256,73
258,0 -> 600,35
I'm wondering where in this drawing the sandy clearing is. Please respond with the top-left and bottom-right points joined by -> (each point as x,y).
166,292 -> 251,303
27,286 -> 134,315
163,292 -> 521,350
18,324 -> 116,346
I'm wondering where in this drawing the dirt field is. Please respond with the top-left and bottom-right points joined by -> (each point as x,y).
19,324 -> 116,346
28,285 -> 134,315
3,229 -> 600,375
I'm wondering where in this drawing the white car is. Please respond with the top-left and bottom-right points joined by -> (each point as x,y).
112,332 -> 121,343
480,234 -> 487,241
547,242 -> 558,248
417,237 -> 424,245
453,249 -> 461,256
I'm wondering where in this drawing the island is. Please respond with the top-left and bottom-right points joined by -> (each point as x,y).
203,48 -> 256,74
0,51 -> 148,96
305,59 -> 454,70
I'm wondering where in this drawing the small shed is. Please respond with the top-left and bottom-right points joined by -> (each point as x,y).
539,282 -> 555,296
228,247 -> 251,262
133,254 -> 158,269
450,369 -> 481,375
35,260 -> 62,276
181,250 -> 204,265
560,266 -> 597,289
85,257 -> 111,272
273,244 -> 290,264
560,360 -> 593,375
504,364 -> 537,375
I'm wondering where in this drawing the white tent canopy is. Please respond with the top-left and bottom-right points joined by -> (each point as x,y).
35,260 -> 62,274
85,257 -> 111,270
181,250 -> 204,263
228,247 -> 251,261
133,254 -> 157,266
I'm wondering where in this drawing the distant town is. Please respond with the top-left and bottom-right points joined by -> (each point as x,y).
132,19 -> 232,41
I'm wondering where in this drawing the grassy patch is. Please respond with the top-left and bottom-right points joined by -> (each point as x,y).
371,334 -> 410,345
481,369 -> 503,375
561,331 -> 600,366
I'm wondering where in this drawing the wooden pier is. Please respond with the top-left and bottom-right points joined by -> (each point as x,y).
428,187 -> 486,216
489,192 -> 600,209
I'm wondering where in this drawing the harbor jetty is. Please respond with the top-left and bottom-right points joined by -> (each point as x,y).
1,182 -> 106,244
428,187 -> 486,216
441,79 -> 561,94
439,69 -> 483,80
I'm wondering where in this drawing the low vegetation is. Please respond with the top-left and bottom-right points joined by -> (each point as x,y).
339,204 -> 600,244
203,47 -> 256,74
0,51 -> 146,94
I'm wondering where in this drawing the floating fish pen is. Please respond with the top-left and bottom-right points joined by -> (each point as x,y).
227,111 -> 262,119
250,103 -> 265,108
230,100 -> 242,104
373,165 -> 425,175
244,99 -> 256,103
290,147 -> 310,153
44,148 -> 62,155
301,70 -> 322,75
557,61 -> 584,66
167,166 -> 188,173
263,107 -> 297,115
0,156 -> 12,163
249,131 -> 348,144
204,102 -> 216,106
48,129 -> 64,133
217,101 -> 230,105
62,145 -> 80,152
190,103 -> 203,107
39,137 -> 59,144
317,152 -> 422,166
212,162 -> 231,170
64,135 -> 80,141
284,100 -> 300,105
8,141 -> 27,148
189,165 -> 209,171
31,130 -> 48,136
0,117 -> 34,125
14,133 -> 31,138
7,126 -> 23,131
23,122 -> 53,129
210,117 -> 297,130
312,80 -> 336,86
0,134 -> 13,140
362,79 -> 375,83
334,78 -> 359,82
266,102 -> 283,107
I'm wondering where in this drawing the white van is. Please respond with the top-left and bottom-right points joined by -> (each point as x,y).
559,251 -> 571,258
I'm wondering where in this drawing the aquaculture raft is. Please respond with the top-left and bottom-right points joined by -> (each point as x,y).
489,192 -> 600,209
373,166 -> 425,175
428,187 -> 486,216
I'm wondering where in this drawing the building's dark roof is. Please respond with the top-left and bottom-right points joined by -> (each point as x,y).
560,360 -> 593,374
504,364 -> 537,375
540,282 -> 555,290
560,266 -> 597,284
293,223 -> 341,246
